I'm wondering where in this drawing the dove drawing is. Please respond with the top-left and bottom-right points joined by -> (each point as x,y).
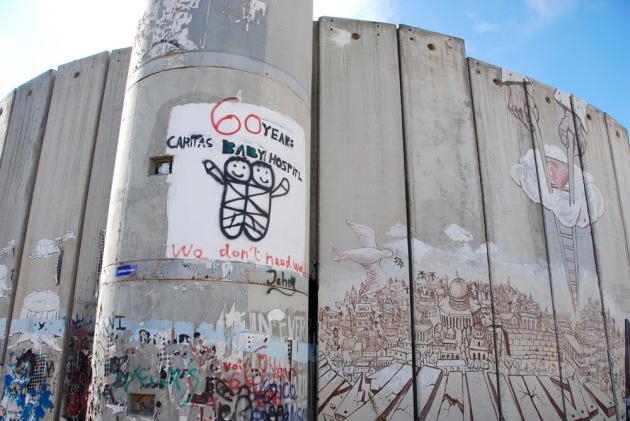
332,220 -> 393,291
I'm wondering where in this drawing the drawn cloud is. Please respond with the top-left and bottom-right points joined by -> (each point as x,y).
511,145 -> 604,227
20,290 -> 61,320
443,224 -> 473,242
28,231 -> 76,259
0,265 -> 9,297
268,308 -> 286,322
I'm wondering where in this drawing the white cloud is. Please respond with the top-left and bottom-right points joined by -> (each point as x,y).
444,224 -> 473,242
465,11 -> 500,34
386,223 -> 408,238
313,0 -> 396,22
477,22 -> 499,33
525,0 -> 575,23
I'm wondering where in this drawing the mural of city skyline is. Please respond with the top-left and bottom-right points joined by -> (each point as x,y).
318,270 -> 620,420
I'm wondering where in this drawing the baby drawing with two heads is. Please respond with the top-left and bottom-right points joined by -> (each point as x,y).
203,157 -> 290,242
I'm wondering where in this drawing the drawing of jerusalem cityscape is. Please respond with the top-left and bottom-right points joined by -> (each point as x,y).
317,223 -> 623,420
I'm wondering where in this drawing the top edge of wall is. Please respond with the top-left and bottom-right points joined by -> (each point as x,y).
318,16 -> 396,29
469,54 -> 627,133
112,47 -> 132,55
57,51 -> 110,72
398,24 -> 464,44
14,69 -> 55,93
606,114 -> 629,144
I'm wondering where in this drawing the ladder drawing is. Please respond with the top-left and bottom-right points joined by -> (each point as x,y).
554,216 -> 579,312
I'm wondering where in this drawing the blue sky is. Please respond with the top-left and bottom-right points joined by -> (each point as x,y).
0,0 -> 628,128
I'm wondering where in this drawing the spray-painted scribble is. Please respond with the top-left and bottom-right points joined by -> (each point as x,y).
63,316 -> 94,421
0,349 -> 54,420
86,308 -> 307,420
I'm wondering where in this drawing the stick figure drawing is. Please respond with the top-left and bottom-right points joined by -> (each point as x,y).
203,157 -> 290,242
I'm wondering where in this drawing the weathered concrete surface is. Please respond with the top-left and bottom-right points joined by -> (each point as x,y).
607,117 -> 630,256
87,1 -> 312,419
525,80 -> 616,418
0,90 -> 15,162
315,17 -> 412,421
88,64 -> 311,421
1,53 -> 109,420
0,71 -> 54,364
307,21 -> 319,421
129,0 -> 312,105
468,60 -> 562,420
61,48 -> 131,421
588,111 -> 630,420
399,28 -> 497,420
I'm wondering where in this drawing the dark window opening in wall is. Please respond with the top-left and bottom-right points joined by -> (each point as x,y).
151,155 -> 173,175
128,393 -> 155,416
96,229 -> 106,282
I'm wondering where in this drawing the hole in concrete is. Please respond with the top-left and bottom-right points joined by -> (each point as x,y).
151,155 -> 173,175
545,96 -> 551,104
73,71 -> 80,79
586,114 -> 592,121
27,89 -> 32,97
475,69 -> 481,74
351,33 -> 360,40
330,27 -> 333,31
493,78 -> 501,85
409,37 -> 414,41
376,33 -> 380,36
427,43 -> 436,50
617,131 -> 621,138
128,393 -> 155,416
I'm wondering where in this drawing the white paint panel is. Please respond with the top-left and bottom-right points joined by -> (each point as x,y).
164,101 -> 307,277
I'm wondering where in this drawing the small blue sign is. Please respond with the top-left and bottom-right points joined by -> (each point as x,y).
116,264 -> 137,277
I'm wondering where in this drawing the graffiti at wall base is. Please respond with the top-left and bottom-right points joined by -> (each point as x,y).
87,306 -> 308,420
63,316 -> 95,421
0,349 -> 55,420
0,290 -> 65,420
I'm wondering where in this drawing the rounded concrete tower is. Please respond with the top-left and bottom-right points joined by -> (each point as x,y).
87,1 -> 312,419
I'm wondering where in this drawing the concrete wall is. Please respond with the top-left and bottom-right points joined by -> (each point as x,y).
316,21 -> 630,421
0,10 -> 628,421
86,1 -> 312,420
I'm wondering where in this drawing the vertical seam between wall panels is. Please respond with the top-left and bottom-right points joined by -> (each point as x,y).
465,58 -> 503,420
523,82 -> 568,421
309,20 -> 320,421
54,55 -> 111,421
0,72 -> 56,376
0,89 -> 16,165
601,111 -> 629,421
396,26 -> 420,421
576,107 -> 620,420
604,115 -> 630,263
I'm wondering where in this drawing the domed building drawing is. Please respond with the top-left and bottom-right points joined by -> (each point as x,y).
438,277 -> 481,330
